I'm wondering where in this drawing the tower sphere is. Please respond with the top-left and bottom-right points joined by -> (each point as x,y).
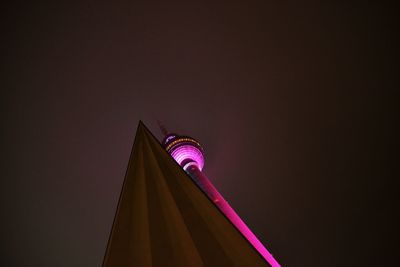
162,133 -> 205,171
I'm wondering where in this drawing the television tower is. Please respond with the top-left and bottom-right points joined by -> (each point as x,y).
161,130 -> 281,267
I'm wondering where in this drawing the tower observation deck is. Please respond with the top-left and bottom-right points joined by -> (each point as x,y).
162,132 -> 281,267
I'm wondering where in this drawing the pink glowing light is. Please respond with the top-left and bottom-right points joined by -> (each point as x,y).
163,133 -> 280,266
186,167 -> 281,267
170,144 -> 204,171
221,200 -> 281,267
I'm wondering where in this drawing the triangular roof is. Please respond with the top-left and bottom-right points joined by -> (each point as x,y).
102,121 -> 271,267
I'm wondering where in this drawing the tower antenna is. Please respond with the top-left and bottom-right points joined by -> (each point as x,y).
156,119 -> 168,136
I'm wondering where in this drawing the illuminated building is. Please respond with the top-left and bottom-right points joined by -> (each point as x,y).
162,132 -> 280,267
102,121 -> 280,267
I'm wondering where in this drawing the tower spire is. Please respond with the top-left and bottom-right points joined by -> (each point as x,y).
156,119 -> 168,136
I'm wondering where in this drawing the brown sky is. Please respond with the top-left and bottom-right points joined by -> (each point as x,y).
2,1 -> 398,266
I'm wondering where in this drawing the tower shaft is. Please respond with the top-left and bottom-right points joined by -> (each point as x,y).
186,165 -> 281,267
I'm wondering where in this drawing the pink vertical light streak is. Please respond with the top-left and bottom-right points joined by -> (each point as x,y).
165,134 -> 280,266
187,166 -> 281,267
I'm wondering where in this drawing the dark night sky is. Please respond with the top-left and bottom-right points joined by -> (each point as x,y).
1,1 -> 398,266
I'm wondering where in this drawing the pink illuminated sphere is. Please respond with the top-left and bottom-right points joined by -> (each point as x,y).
162,134 -> 205,171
